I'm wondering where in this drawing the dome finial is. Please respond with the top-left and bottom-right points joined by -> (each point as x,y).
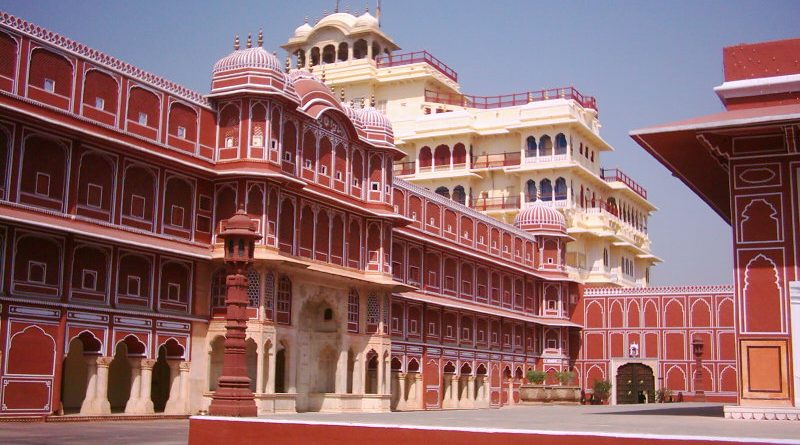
370,92 -> 375,107
323,9 -> 328,16
359,96 -> 365,108
257,29 -> 263,47
304,16 -> 308,23
246,33 -> 252,49
285,55 -> 291,73
320,66 -> 326,83
340,88 -> 345,102
234,34 -> 240,50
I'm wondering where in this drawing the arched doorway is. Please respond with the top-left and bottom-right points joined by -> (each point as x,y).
616,363 -> 655,404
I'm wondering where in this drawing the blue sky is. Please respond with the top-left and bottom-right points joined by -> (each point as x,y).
2,0 -> 798,285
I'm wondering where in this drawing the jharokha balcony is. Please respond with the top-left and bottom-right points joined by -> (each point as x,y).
600,168 -> 648,200
376,50 -> 458,82
424,87 -> 598,111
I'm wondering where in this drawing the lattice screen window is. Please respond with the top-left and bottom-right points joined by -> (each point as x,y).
382,295 -> 389,334
367,293 -> 379,326
263,271 -> 275,319
246,269 -> 260,308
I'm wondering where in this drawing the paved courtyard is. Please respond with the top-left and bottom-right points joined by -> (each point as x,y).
3,404 -> 800,444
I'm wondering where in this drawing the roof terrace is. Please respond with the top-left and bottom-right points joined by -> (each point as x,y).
424,87 -> 598,111
376,50 -> 458,82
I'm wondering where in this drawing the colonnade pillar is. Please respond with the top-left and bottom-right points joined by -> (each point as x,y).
165,360 -> 191,414
80,356 -> 111,415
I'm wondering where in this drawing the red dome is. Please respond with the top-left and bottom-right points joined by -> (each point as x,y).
514,202 -> 567,236
212,47 -> 283,75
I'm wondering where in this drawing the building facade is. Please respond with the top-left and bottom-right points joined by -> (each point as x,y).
631,38 -> 800,419
0,10 -> 738,418
281,11 -> 659,288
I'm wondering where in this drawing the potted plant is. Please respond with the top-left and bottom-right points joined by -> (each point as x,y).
552,371 -> 580,403
592,379 -> 612,404
656,387 -> 673,403
520,370 -> 548,403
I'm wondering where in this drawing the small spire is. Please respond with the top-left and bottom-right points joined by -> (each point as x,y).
285,55 -> 291,73
257,29 -> 263,47
359,96 -> 365,108
273,51 -> 277,58
340,88 -> 345,102
349,98 -> 355,107
321,67 -> 326,83
370,93 -> 375,107
246,33 -> 252,49
323,9 -> 328,16
234,34 -> 240,50
346,5 -> 350,13
304,16 -> 309,23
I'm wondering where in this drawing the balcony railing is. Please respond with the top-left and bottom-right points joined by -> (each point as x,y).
600,168 -> 647,200
471,196 -> 519,211
424,86 -> 598,111
376,50 -> 458,82
393,161 -> 415,176
523,153 -> 568,164
522,197 -> 569,208
471,151 -> 520,169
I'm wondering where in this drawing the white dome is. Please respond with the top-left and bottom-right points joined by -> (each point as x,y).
317,12 -> 358,29
212,47 -> 283,75
294,22 -> 313,37
355,12 -> 379,28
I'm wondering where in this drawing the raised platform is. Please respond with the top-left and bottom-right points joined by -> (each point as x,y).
188,404 -> 800,445
725,405 -> 800,421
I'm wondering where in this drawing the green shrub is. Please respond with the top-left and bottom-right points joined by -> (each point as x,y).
593,379 -> 612,400
556,370 -> 575,386
656,387 -> 673,403
526,369 -> 546,384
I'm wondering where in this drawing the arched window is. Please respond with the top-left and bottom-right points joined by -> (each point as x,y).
211,269 -> 227,308
322,45 -> 336,64
310,47 -> 321,66
538,135 -> 552,157
435,186 -> 450,199
554,177 -> 567,200
452,185 -> 466,205
540,179 -> 552,202
526,179 -> 537,202
452,143 -> 466,166
353,39 -> 367,59
419,146 -> 432,169
337,42 -> 349,61
526,136 -> 537,157
433,144 -> 450,167
276,275 -> 292,325
555,133 -> 567,155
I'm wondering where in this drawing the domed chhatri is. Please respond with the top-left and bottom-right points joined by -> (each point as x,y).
514,202 -> 567,236
212,46 -> 284,75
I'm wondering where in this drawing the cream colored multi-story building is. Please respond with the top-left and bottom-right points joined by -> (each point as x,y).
283,11 -> 659,287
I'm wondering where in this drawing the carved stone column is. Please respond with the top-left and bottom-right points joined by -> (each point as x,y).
79,356 -> 98,414
179,361 -> 191,412
80,356 -> 111,415
335,348 -> 348,394
415,373 -> 424,409
377,353 -> 385,395
397,372 -> 407,410
266,347 -> 276,394
124,358 -> 142,414
138,359 -> 156,414
467,376 -> 476,401
164,360 -> 183,414
255,342 -> 265,395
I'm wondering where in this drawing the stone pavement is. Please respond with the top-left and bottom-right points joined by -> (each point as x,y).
3,404 -> 800,444
260,403 -> 800,443
0,419 -> 188,445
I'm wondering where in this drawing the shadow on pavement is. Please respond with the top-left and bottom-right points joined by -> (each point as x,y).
594,405 -> 725,418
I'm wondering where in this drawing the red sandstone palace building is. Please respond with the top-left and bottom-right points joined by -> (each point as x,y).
0,11 -> 742,417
